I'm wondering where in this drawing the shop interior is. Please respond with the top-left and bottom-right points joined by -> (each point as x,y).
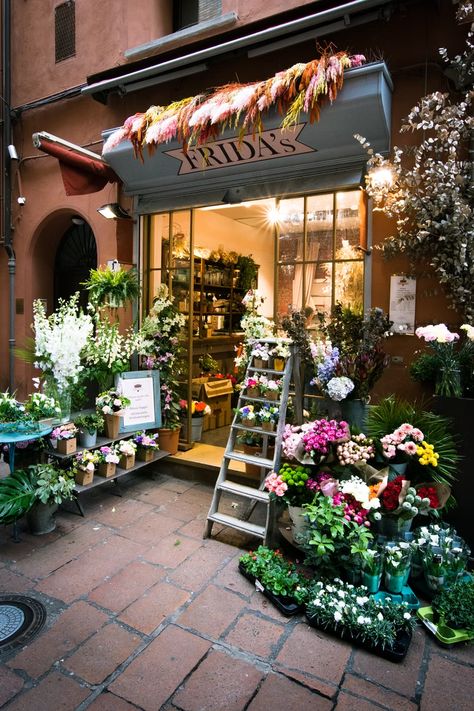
141,190 -> 365,457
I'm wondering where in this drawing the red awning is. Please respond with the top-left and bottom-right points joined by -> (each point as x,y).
37,138 -> 120,196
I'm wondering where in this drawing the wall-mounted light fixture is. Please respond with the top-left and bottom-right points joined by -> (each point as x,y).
7,144 -> 19,160
97,203 -> 131,219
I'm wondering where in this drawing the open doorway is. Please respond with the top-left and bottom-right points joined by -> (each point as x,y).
54,221 -> 97,310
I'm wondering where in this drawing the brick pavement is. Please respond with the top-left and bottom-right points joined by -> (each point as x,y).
0,468 -> 473,710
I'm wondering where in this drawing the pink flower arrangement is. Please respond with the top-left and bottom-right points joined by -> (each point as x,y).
380,423 -> 424,461
415,324 -> 459,343
300,419 -> 350,461
264,472 -> 288,498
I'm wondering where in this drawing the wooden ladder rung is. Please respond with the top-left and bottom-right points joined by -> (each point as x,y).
206,512 -> 265,538
218,481 -> 269,502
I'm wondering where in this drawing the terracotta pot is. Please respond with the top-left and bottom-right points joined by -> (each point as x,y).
97,461 -> 116,478
104,413 -> 121,439
57,437 -> 77,455
157,427 -> 180,455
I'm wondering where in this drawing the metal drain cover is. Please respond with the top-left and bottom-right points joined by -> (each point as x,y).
0,595 -> 46,654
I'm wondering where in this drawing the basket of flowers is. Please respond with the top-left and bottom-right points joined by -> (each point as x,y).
51,424 -> 78,455
96,445 -> 120,478
116,439 -> 137,469
73,450 -> 99,486
133,431 -> 159,462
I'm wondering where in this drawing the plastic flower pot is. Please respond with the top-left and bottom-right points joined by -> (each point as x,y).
97,461 -> 116,478
362,572 -> 382,593
57,437 -> 77,455
384,572 -> 406,594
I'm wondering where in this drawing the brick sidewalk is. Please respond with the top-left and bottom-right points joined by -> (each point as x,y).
0,470 -> 473,710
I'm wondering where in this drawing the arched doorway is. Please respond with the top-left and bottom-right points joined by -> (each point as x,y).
54,221 -> 97,309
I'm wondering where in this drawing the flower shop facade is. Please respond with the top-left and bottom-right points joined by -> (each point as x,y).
2,0 -> 468,402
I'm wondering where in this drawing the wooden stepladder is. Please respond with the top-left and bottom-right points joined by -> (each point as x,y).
203,339 -> 294,545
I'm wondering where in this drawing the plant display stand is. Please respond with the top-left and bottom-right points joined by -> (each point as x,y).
204,339 -> 294,545
48,433 -> 169,516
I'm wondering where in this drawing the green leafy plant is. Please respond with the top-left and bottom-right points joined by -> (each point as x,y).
0,391 -> 26,424
432,578 -> 474,632
0,469 -> 37,524
74,412 -> 104,434
33,463 -> 75,505
239,546 -> 311,604
236,254 -> 258,291
198,353 -> 219,374
83,266 -> 140,310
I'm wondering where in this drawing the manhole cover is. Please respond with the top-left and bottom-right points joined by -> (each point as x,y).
0,595 -> 46,654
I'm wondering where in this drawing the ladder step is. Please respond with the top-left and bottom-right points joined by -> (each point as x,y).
207,512 -> 265,538
232,424 -> 277,437
248,367 -> 288,375
239,395 -> 281,405
218,481 -> 269,502
225,451 -> 274,468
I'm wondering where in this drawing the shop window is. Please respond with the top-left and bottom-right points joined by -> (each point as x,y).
55,1 -> 75,63
276,190 -> 366,319
173,0 -> 221,31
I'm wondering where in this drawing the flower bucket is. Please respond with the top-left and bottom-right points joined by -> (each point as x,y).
27,501 -> 58,535
157,427 -> 180,455
180,418 -> 204,442
77,430 -> 97,448
75,466 -> 94,486
97,461 -> 116,478
287,505 -> 309,540
376,515 -> 413,538
424,573 -> 446,594
57,437 -> 77,455
273,357 -> 285,371
339,399 -> 368,430
104,414 -> 121,439
384,572 -> 406,594
119,453 -> 135,470
362,572 -> 382,594
389,462 -> 408,478
137,447 -> 154,462
262,421 -> 275,432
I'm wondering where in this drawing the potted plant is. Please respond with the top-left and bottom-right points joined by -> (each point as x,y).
83,265 -> 140,312
362,547 -> 384,593
241,375 -> 260,398
236,404 -> 257,428
259,377 -> 281,401
270,340 -> 291,371
95,445 -> 120,478
141,285 -> 185,454
51,424 -> 78,455
384,544 -> 412,594
198,353 -> 219,377
256,404 -> 279,431
96,390 -> 131,439
238,546 -> 310,616
264,462 -> 317,539
179,400 -> 211,442
74,412 -> 104,448
432,579 -> 474,633
117,439 -> 137,469
24,392 -> 61,427
0,463 -> 74,534
251,342 -> 270,369
236,431 -> 274,477
306,578 -> 415,661
73,450 -> 99,486
0,391 -> 27,432
133,431 -> 159,462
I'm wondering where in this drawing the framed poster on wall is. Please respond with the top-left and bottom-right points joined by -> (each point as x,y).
115,370 -> 161,433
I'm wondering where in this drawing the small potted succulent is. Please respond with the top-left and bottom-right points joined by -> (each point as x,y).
73,450 -> 99,486
74,412 -> 104,448
51,424 -> 78,455
117,439 -> 137,469
133,431 -> 159,462
96,390 -> 131,439
95,445 -> 120,478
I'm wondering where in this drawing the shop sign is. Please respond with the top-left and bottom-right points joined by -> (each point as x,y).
115,370 -> 162,433
164,124 -> 314,175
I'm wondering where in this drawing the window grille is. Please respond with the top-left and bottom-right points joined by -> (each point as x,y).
173,0 -> 221,31
55,1 -> 75,63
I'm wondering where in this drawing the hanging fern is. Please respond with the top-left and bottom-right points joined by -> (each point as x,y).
0,469 -> 37,525
83,266 -> 140,309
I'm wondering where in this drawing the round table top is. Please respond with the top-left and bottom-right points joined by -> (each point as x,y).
0,426 -> 53,445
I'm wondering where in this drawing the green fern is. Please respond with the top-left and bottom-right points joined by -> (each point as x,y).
0,469 -> 37,524
83,266 -> 140,309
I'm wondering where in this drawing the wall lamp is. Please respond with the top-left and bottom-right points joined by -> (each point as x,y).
97,203 -> 131,219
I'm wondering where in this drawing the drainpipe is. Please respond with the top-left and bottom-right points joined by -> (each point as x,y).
2,0 -> 15,391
